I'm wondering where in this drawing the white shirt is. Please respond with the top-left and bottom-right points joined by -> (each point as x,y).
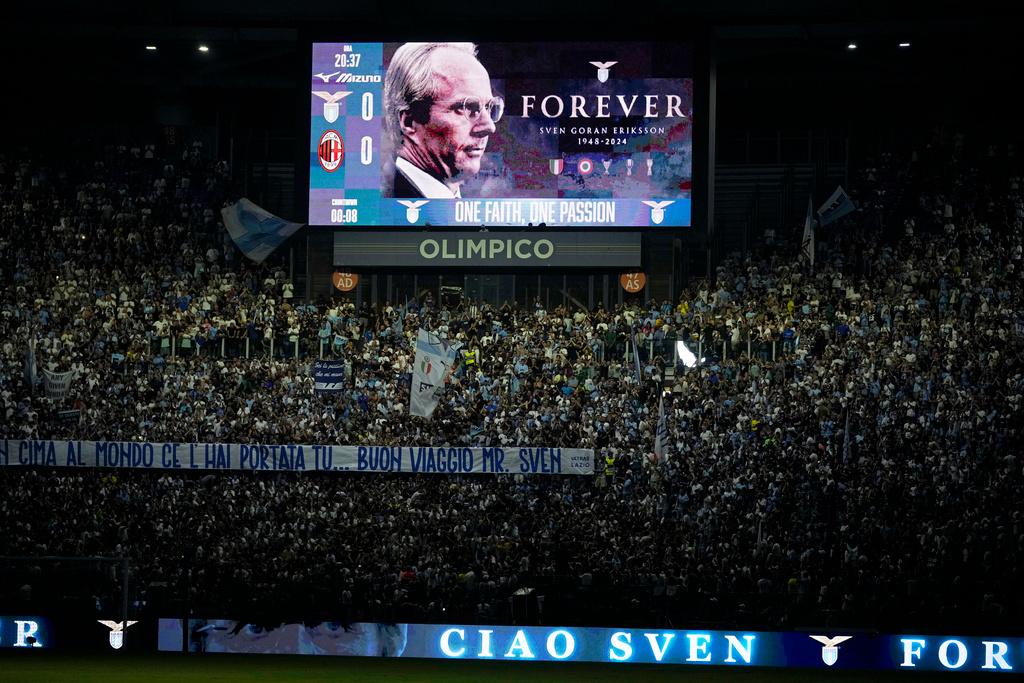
395,157 -> 461,199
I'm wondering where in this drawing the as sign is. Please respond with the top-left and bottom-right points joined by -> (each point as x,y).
332,272 -> 359,292
620,272 -> 646,293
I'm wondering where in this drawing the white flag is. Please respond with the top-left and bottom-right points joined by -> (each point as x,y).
410,329 -> 460,418
43,369 -> 75,401
801,195 -> 815,268
221,198 -> 304,264
653,392 -> 669,462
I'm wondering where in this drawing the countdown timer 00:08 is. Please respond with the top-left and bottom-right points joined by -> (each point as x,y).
331,208 -> 358,223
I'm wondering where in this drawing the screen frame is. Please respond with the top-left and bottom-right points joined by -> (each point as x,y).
299,31 -> 711,235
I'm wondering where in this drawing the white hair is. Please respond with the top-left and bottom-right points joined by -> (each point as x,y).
383,42 -> 478,147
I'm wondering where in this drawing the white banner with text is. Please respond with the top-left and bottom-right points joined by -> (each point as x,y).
0,440 -> 594,475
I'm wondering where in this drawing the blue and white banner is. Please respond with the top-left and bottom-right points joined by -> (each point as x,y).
162,619 -> 1024,672
313,360 -> 346,393
0,440 -> 594,475
816,186 -> 856,226
221,198 -> 305,264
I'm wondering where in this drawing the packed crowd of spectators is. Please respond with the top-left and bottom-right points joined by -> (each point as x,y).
1,137 -> 1022,632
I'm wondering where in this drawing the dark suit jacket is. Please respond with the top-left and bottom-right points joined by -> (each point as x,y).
391,167 -> 426,198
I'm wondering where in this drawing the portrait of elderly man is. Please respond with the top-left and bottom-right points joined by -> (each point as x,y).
383,42 -> 503,198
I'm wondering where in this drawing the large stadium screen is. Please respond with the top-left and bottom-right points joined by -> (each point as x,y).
309,42 -> 693,228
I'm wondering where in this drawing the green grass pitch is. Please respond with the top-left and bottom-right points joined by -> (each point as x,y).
0,653 -> 1003,682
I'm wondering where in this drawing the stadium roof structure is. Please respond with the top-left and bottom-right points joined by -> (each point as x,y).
4,0 -> 1017,135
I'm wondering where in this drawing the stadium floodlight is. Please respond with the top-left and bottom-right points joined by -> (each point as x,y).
899,42 -> 911,48
198,45 -> 210,53
675,340 -> 698,368
145,45 -> 157,51
847,42 -> 858,50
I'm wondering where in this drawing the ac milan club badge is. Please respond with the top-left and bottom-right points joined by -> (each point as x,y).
577,158 -> 595,175
318,130 -> 345,172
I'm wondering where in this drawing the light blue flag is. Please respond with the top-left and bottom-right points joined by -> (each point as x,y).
411,329 -> 461,418
221,198 -> 305,264
816,186 -> 856,226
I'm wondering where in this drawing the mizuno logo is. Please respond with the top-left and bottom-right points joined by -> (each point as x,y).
314,71 -> 382,83
338,73 -> 381,83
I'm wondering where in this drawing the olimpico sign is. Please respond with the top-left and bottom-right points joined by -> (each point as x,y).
333,231 -> 641,268
159,620 -> 1023,672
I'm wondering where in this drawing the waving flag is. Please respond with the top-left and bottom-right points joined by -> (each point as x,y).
817,186 -> 856,226
630,325 -> 643,382
653,392 -> 669,462
410,329 -> 461,418
23,338 -> 37,390
801,195 -> 815,268
221,198 -> 304,264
